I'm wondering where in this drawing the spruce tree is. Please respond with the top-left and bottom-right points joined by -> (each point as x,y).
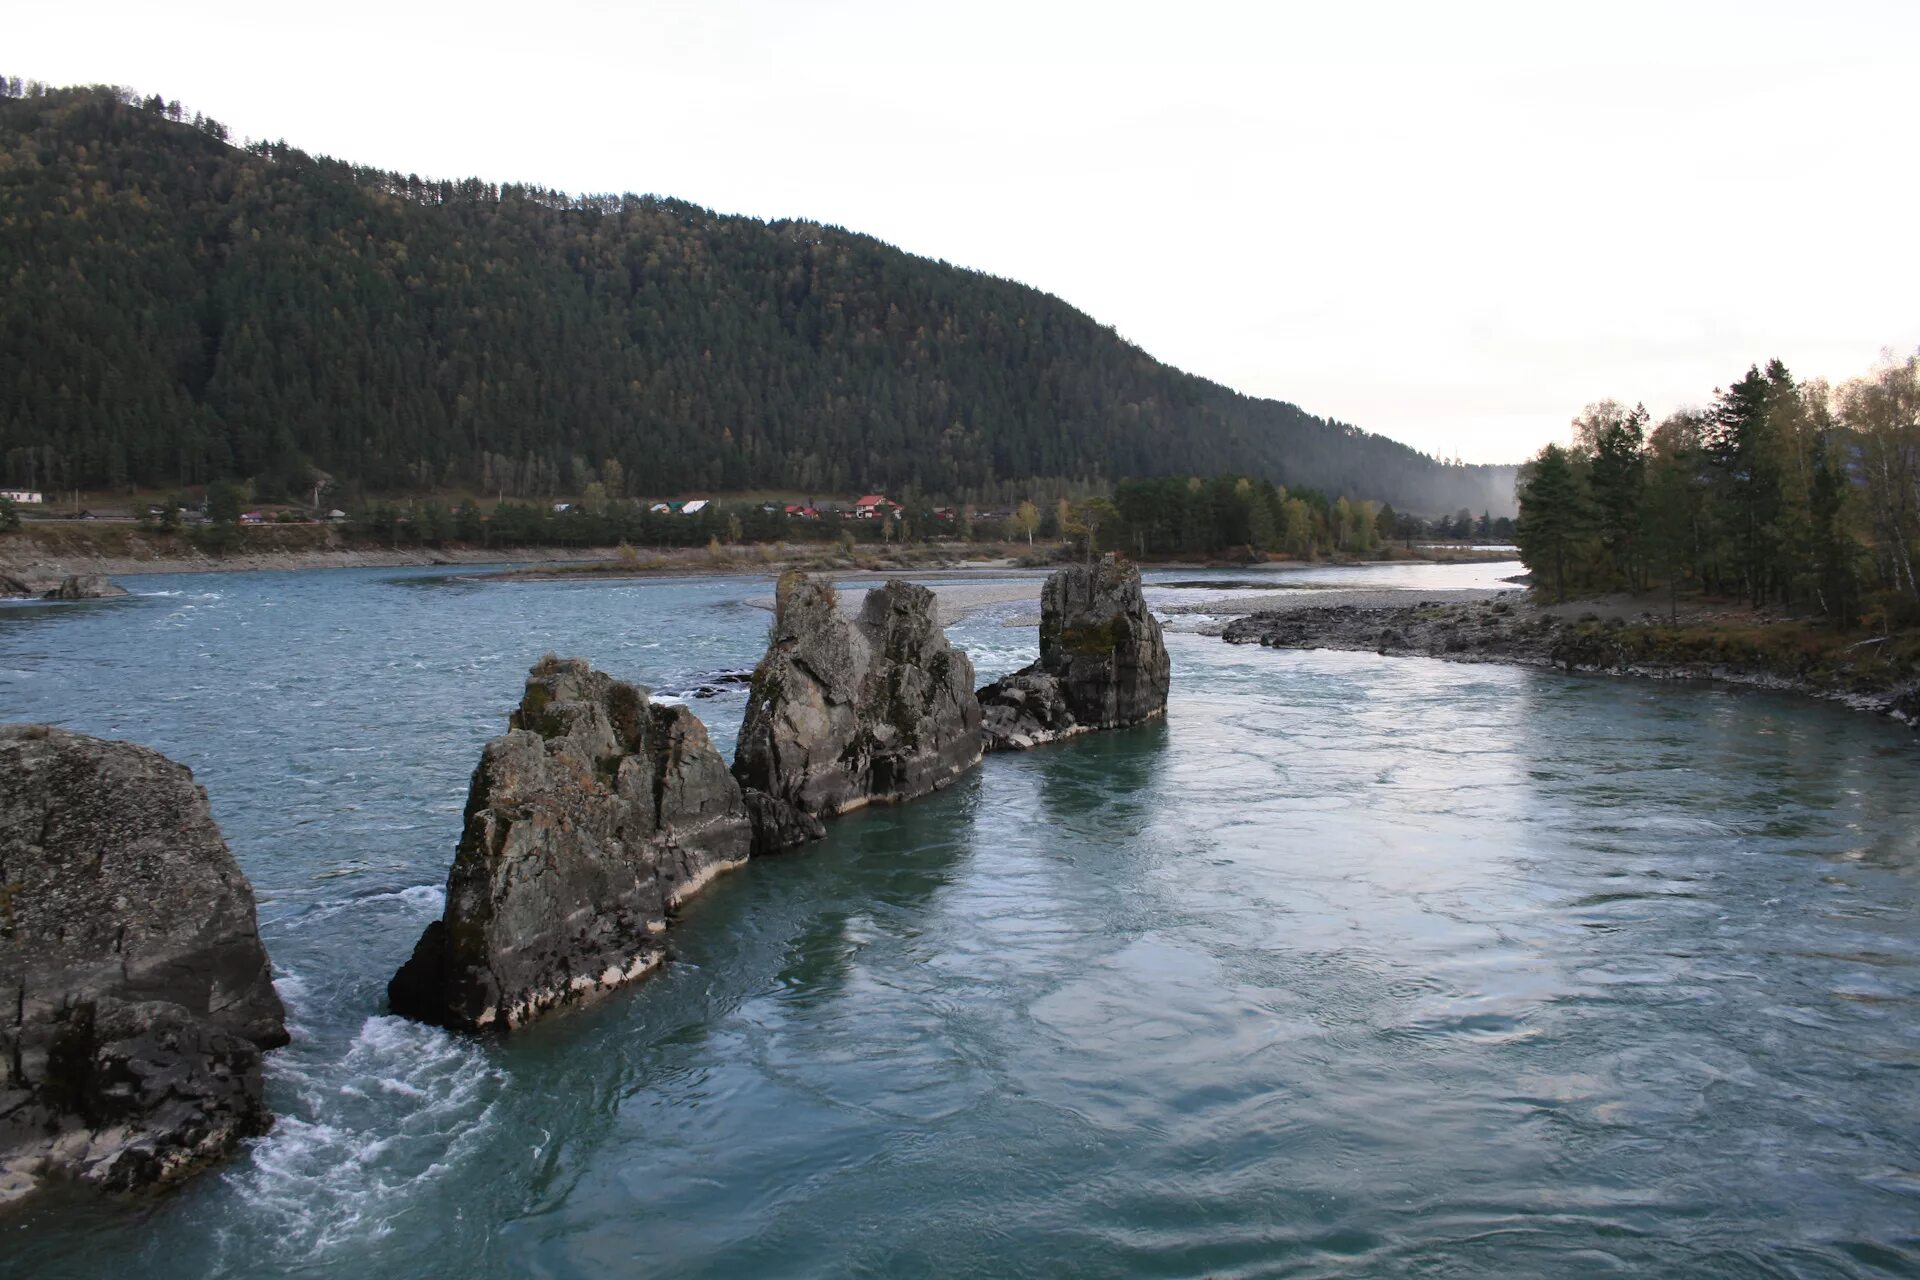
1517,444 -> 1589,603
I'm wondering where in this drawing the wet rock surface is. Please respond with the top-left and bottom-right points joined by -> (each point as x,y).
388,656 -> 754,1033
43,575 -> 127,600
741,789 -> 828,856
0,725 -> 287,1205
980,557 -> 1170,750
682,671 -> 753,699
733,572 -> 983,815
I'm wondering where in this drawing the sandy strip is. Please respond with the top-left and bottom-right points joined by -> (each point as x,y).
744,579 -> 1522,629
746,578 -> 1048,625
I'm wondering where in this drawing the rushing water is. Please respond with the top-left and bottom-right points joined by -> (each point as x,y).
3,563 -> 1918,1279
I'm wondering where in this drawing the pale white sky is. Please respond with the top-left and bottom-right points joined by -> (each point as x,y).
13,0 -> 1918,462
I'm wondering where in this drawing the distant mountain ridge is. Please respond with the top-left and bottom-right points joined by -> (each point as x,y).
0,81 -> 1518,514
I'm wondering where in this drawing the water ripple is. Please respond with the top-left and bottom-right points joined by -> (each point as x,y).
2,564 -> 1917,1278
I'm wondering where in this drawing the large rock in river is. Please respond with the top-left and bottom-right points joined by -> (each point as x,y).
733,573 -> 983,816
0,725 -> 288,1205
388,656 -> 756,1032
978,556 -> 1170,750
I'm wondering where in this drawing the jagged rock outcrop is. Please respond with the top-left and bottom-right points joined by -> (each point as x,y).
742,789 -> 827,855
0,574 -> 33,599
388,656 -> 757,1033
43,575 -> 127,600
0,725 -> 288,1206
733,573 -> 984,815
979,557 -> 1171,750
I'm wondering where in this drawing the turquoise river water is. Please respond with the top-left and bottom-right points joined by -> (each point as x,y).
1,561 -> 1917,1278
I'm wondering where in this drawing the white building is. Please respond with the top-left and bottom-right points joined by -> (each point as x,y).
1,489 -> 42,504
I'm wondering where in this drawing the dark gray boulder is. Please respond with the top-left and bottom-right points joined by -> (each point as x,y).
42,575 -> 127,600
0,725 -> 287,1206
979,556 -> 1170,750
973,668 -> 1077,751
741,789 -> 827,856
733,573 -> 983,816
388,656 -> 754,1032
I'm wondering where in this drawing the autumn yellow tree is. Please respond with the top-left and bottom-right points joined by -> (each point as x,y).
1013,499 -> 1040,546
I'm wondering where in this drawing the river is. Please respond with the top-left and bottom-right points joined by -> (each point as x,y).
2,562 -> 1917,1278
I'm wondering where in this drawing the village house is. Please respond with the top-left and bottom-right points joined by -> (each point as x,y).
1,489 -> 42,505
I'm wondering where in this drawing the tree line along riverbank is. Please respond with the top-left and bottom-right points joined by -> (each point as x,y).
1512,350 -> 1918,631
0,484 -> 1518,583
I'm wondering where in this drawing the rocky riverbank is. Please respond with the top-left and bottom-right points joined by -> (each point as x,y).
1,573 -> 128,600
0,524 -> 1011,581
0,535 -> 669,579
1222,595 -> 1920,727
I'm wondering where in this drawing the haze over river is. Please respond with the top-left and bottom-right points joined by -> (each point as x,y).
3,562 -> 1918,1278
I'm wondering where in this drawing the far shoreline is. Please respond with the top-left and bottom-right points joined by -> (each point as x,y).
0,533 -> 1519,584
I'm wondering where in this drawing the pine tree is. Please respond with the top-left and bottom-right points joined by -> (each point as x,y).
1517,444 -> 1589,603
1705,366 -> 1785,606
1588,403 -> 1648,588
1808,432 -> 1858,627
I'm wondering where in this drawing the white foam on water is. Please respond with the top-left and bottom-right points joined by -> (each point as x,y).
272,970 -> 312,1007
949,633 -> 1040,684
387,883 -> 446,914
280,883 -> 446,933
223,1011 -> 506,1262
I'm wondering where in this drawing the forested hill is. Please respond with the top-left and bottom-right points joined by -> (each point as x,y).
0,82 -> 1517,514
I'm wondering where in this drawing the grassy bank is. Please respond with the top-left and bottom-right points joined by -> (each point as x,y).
1550,615 -> 1920,704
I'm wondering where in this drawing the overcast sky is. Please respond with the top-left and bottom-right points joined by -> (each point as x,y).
14,0 -> 1918,463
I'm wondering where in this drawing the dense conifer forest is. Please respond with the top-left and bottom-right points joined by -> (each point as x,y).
0,80 -> 1515,515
